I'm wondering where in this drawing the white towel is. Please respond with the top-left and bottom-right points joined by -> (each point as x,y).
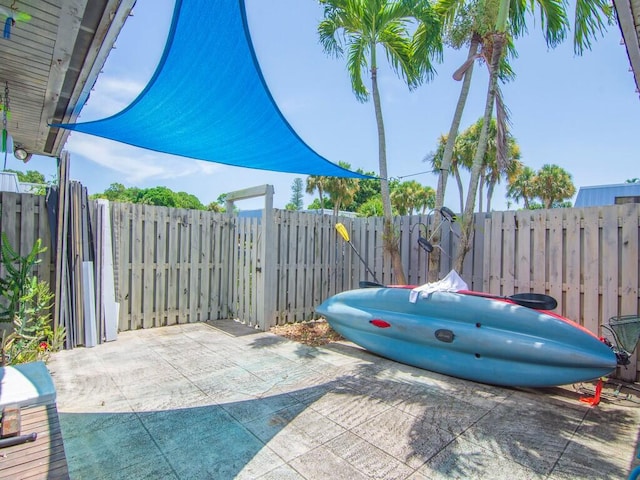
409,270 -> 468,303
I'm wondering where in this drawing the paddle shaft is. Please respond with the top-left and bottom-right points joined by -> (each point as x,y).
335,223 -> 379,284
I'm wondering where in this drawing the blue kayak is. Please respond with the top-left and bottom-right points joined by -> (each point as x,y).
316,287 -> 617,387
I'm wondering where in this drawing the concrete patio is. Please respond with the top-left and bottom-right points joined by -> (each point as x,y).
47,321 -> 640,479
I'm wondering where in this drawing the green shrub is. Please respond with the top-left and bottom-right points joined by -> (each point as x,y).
0,234 -> 64,365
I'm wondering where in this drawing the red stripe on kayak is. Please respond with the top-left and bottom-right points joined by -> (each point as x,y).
370,319 -> 391,328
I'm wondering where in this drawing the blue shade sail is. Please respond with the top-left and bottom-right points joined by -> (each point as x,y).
53,0 -> 370,179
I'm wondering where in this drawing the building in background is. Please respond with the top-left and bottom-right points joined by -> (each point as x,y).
574,183 -> 640,207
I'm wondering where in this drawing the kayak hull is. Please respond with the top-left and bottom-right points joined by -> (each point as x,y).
315,288 -> 617,387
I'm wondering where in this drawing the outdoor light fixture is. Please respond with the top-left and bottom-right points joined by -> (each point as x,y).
14,146 -> 31,163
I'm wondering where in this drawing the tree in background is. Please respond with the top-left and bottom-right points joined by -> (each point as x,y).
626,178 -> 640,184
425,0 -> 525,280
208,193 -> 230,213
425,133 -> 468,214
507,164 -> 576,209
426,117 -> 520,214
285,178 -> 304,211
307,197 -> 334,212
453,0 -> 613,272
91,183 -> 206,210
173,191 -> 206,210
472,118 -> 521,212
428,0 -> 520,222
4,169 -> 51,195
391,180 -> 435,215
357,197 -> 384,217
532,164 -> 575,209
207,202 -> 224,213
92,182 -> 140,203
317,0 -> 441,284
351,170 -> 380,212
323,162 -> 359,215
506,165 -> 536,209
306,174 -> 327,210
414,183 -> 436,214
5,169 -> 45,184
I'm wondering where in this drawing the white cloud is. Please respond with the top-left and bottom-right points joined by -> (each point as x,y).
81,76 -> 147,120
66,134 -> 220,184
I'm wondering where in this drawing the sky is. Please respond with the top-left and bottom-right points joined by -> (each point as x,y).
9,0 -> 640,211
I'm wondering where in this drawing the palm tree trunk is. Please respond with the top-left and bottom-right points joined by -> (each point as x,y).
486,180 -> 495,212
478,172 -> 485,213
454,32 -> 505,273
455,169 -> 464,214
372,65 -> 406,284
428,36 -> 480,281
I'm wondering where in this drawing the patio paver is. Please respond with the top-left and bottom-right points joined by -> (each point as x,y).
46,321 -> 640,479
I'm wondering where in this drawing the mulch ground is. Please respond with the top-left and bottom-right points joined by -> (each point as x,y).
270,320 -> 343,347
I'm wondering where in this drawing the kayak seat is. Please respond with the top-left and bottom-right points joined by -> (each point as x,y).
510,293 -> 557,310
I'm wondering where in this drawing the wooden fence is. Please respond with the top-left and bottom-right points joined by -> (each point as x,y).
1,191 -> 639,378
0,192 -> 54,287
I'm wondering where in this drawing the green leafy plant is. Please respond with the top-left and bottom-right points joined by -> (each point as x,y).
0,234 -> 64,365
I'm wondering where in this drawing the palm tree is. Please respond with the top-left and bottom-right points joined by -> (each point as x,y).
391,180 -> 432,215
415,185 -> 436,214
318,0 -> 441,284
476,119 -> 521,212
506,164 -> 535,209
324,161 -> 360,215
424,0 -> 522,280
426,133 -> 469,213
453,0 -> 613,272
306,175 -> 327,211
532,164 -> 576,209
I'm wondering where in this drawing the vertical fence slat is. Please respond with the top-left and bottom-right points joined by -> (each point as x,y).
547,210 -> 564,308
601,207 -> 619,328
582,208 -> 600,334
501,211 -> 516,296
515,210 -> 531,292
188,209 -> 199,323
564,209 -> 581,321
486,212 -> 502,294
156,208 -> 168,326
531,211 -> 547,294
142,206 -> 155,328
200,211 -> 212,321
620,203 -> 640,379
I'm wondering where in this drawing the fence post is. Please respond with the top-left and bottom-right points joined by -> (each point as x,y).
225,185 -> 276,331
259,186 -> 276,330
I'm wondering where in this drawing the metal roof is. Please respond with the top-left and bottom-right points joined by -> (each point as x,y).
614,0 -> 640,97
0,0 -> 135,159
574,183 -> 640,207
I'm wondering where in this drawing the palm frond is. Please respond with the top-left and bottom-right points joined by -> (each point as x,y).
573,0 -> 613,55
379,25 -> 416,85
495,86 -> 511,173
346,37 -> 370,102
412,6 -> 444,83
318,18 -> 344,58
532,0 -> 569,48
434,0 -> 468,27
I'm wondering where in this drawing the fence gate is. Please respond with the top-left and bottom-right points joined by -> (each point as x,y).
221,185 -> 276,330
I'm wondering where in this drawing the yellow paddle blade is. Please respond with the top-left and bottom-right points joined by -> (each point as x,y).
335,223 -> 350,242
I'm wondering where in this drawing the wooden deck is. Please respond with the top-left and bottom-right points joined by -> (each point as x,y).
0,404 -> 69,480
